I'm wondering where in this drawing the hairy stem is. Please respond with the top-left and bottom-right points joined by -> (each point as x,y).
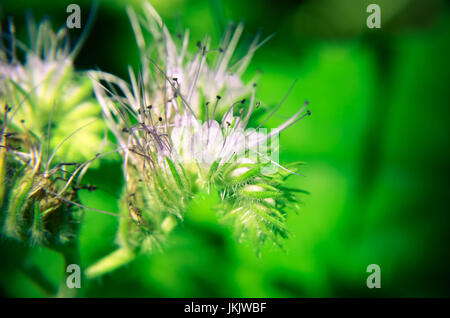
85,247 -> 135,279
85,215 -> 177,279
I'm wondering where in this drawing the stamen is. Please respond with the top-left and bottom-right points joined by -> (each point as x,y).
187,37 -> 207,103
148,57 -> 197,119
256,79 -> 297,130
206,101 -> 210,128
211,95 -> 221,121
46,189 -> 119,217
46,119 -> 98,170
263,100 -> 310,141
220,100 -> 243,129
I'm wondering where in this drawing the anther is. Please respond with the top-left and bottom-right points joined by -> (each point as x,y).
147,105 -> 153,110
158,117 -> 163,122
216,95 -> 222,100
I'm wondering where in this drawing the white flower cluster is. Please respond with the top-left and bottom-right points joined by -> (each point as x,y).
91,3 -> 310,253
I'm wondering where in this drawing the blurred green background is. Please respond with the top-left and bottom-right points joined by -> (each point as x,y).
1,0 -> 450,297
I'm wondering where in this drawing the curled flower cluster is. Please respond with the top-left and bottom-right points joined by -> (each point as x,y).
89,2 -> 310,267
0,18 -> 103,248
1,110 -> 81,246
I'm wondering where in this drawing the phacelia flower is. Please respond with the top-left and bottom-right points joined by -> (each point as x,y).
0,17 -> 104,248
90,3 -> 310,262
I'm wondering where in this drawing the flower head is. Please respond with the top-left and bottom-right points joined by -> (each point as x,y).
91,3 -> 310,253
0,17 -> 104,247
